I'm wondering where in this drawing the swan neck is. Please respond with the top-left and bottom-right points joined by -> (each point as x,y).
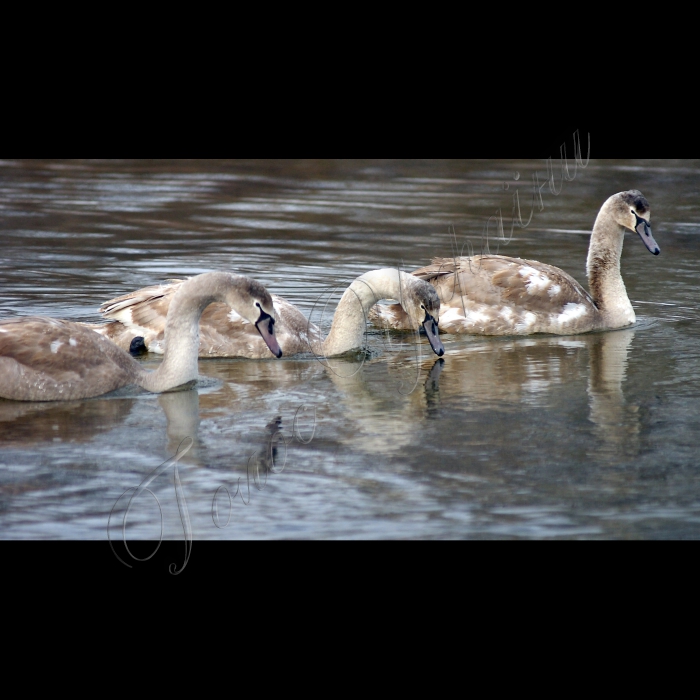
586,210 -> 633,324
321,269 -> 408,357
139,274 -> 246,392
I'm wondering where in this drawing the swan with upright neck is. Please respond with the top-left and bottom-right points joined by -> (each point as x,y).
95,268 -> 445,358
370,191 -> 660,336
0,272 -> 282,401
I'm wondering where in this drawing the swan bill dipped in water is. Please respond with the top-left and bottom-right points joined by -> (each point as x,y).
370,191 -> 660,336
0,272 -> 282,402
95,268 -> 445,358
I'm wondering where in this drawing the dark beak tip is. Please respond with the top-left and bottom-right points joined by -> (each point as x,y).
422,313 -> 445,358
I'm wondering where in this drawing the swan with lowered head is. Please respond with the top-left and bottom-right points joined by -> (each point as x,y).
94,268 -> 445,358
370,190 -> 660,336
0,272 -> 282,402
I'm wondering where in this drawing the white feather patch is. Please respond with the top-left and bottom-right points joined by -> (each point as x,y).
515,312 -> 538,333
106,308 -> 152,339
373,306 -> 395,321
50,341 -> 63,353
520,266 -> 551,295
558,302 -> 588,324
462,308 -> 491,325
110,308 -> 135,325
439,307 -> 465,325
499,307 -> 514,320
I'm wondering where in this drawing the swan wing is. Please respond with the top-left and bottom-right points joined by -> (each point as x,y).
419,256 -> 597,335
100,280 -> 177,338
419,256 -> 595,310
194,295 -> 323,357
371,256 -> 598,335
101,281 -> 322,358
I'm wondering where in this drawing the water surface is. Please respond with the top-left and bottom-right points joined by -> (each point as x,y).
1,158 -> 700,542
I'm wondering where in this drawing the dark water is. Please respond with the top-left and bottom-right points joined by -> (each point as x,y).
2,158 -> 700,542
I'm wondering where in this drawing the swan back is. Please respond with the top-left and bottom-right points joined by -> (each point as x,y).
99,273 -> 282,359
0,317 -> 141,401
102,274 -> 277,333
370,256 -> 597,335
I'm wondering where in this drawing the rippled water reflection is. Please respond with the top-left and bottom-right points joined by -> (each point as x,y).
2,158 -> 700,541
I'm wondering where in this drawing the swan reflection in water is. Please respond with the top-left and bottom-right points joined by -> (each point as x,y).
585,328 -> 640,461
314,326 -> 642,463
0,328 -> 641,476
146,343 -> 446,466
432,328 -> 641,462
157,388 -> 201,462
158,386 -> 284,474
0,395 -> 137,447
319,352 -> 448,457
188,324 -> 641,464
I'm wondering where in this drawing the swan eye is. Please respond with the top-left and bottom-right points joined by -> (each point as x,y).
255,302 -> 261,309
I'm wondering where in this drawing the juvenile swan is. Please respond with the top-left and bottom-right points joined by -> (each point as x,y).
97,268 -> 445,358
0,272 -> 282,402
370,191 -> 660,336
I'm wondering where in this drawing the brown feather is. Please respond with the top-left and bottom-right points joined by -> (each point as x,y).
0,317 -> 140,401
100,281 -> 324,358
372,255 -> 601,336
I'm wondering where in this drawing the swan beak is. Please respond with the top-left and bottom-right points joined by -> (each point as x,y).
255,311 -> 283,358
423,312 -> 445,357
635,215 -> 660,255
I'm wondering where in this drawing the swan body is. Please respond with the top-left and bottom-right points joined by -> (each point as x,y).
370,191 -> 660,336
95,268 -> 445,358
0,272 -> 281,402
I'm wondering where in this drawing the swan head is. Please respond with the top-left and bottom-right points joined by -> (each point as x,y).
223,278 -> 283,358
612,190 -> 660,256
402,275 -> 445,357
